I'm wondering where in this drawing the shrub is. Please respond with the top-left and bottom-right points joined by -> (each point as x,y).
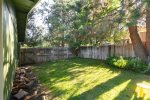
69,41 -> 81,56
106,56 -> 127,68
113,56 -> 128,68
106,56 -> 118,66
126,58 -> 148,72
106,56 -> 149,73
143,63 -> 150,74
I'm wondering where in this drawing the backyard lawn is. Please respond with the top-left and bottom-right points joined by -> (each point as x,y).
33,58 -> 150,100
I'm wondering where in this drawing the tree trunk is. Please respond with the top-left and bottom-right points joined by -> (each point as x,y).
128,26 -> 148,60
146,8 -> 150,57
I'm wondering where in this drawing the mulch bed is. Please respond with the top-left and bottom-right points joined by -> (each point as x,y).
10,66 -> 51,100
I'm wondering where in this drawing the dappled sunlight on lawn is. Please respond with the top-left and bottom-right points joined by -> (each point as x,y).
33,58 -> 150,100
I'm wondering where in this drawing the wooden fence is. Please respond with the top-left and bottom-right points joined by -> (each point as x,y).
19,47 -> 73,65
19,44 -> 135,65
79,44 -> 135,60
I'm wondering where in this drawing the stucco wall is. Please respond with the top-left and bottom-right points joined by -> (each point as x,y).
2,0 -> 18,100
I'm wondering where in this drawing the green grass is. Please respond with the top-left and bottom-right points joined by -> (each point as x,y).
33,58 -> 150,100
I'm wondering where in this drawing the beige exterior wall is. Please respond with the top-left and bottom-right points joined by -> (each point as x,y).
2,0 -> 18,100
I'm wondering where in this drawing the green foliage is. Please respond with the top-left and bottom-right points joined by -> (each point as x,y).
26,0 -> 148,47
106,56 -> 117,66
106,56 -> 149,73
126,58 -> 148,72
113,56 -> 127,68
145,0 -> 150,7
26,25 -> 44,47
69,41 -> 81,56
107,29 -> 128,44
26,0 -> 127,47
107,56 -> 127,68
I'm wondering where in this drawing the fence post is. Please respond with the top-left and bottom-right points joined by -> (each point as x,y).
108,45 -> 111,58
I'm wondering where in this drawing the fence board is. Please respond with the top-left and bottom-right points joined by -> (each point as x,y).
19,47 -> 73,65
20,44 -> 136,65
79,44 -> 135,60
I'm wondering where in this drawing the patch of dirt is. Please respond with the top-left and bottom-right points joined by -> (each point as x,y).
10,66 -> 51,100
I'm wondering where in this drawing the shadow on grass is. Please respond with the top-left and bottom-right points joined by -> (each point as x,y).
34,58 -> 107,83
68,73 -> 135,100
33,58 -> 150,100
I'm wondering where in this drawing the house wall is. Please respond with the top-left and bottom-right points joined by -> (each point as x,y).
2,0 -> 18,100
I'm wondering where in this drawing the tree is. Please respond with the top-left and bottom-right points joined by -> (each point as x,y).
146,0 -> 150,57
120,0 -> 148,60
25,0 -> 150,60
25,1 -> 51,47
26,26 -> 44,47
